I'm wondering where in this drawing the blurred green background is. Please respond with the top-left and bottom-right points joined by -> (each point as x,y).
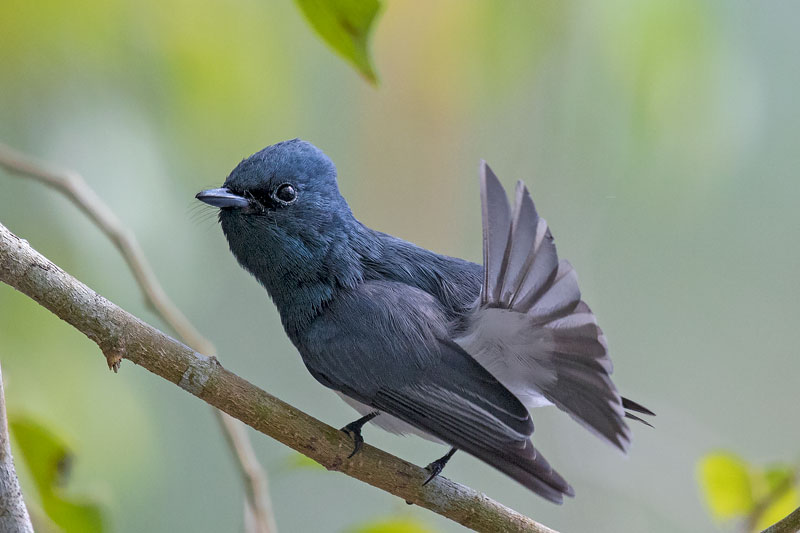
1,1 -> 799,532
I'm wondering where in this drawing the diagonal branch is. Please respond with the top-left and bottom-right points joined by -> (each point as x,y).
0,222 -> 559,533
0,143 -> 276,533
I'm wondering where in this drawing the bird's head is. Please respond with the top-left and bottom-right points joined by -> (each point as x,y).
196,139 -> 361,313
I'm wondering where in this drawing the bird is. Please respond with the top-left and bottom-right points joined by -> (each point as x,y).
196,139 -> 653,503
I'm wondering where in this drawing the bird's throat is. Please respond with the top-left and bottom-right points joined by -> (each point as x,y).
221,215 -> 366,337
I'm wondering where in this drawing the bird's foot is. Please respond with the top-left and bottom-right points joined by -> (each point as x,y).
423,447 -> 457,485
340,411 -> 379,458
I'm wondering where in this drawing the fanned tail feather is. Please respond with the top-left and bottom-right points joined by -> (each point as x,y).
625,412 -> 654,428
622,397 -> 655,427
468,161 -> 641,453
622,397 -> 655,416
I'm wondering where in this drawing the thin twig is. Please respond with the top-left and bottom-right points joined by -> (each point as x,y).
0,222 -> 559,533
0,143 -> 276,533
0,362 -> 35,533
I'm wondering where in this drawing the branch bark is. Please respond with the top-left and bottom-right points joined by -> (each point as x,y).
0,143 -> 276,533
0,362 -> 35,533
0,221 -> 558,533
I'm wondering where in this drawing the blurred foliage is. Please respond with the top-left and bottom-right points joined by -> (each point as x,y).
2,0 -> 800,532
349,516 -> 436,533
294,0 -> 382,84
699,453 -> 754,520
9,414 -> 106,533
601,2 -> 716,142
286,451 -> 326,471
698,451 -> 799,531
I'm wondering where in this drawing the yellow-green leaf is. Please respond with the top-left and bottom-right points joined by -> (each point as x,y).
294,0 -> 382,84
9,415 -> 105,533
756,486 -> 800,531
763,465 -> 795,493
286,451 -> 326,471
755,465 -> 800,530
350,516 -> 436,533
698,452 -> 755,520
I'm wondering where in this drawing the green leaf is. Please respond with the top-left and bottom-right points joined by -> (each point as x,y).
698,452 -> 755,520
755,465 -> 800,531
763,465 -> 796,492
756,486 -> 800,531
350,516 -> 436,533
9,415 -> 105,533
294,0 -> 382,84
286,451 -> 326,471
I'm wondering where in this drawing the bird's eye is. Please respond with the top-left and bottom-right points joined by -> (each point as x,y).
274,183 -> 297,204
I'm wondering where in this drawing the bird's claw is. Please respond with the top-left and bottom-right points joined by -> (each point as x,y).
340,411 -> 379,459
422,447 -> 457,486
340,423 -> 364,458
423,458 -> 446,485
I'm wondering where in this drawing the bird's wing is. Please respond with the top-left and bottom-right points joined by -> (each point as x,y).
299,281 -> 573,502
456,161 -> 634,452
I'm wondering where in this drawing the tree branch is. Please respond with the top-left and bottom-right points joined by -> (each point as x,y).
0,221 -> 558,533
0,143 -> 276,533
0,362 -> 35,533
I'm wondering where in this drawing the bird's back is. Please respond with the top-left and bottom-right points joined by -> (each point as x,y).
356,225 -> 483,329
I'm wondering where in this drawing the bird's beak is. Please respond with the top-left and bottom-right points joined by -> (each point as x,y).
195,188 -> 250,208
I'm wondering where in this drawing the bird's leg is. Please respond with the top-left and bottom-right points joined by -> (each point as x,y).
340,411 -> 379,458
423,447 -> 457,485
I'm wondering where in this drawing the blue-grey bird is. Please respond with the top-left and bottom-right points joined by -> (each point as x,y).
196,139 -> 652,503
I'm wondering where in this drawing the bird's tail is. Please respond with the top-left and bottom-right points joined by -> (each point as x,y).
622,397 -> 655,428
375,387 -> 574,503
